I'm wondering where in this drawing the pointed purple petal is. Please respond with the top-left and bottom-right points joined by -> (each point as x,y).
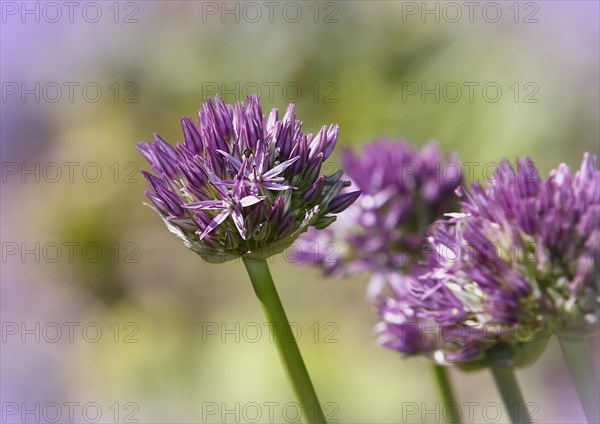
263,182 -> 296,191
255,142 -> 268,175
232,208 -> 247,240
323,124 -> 339,160
180,117 -> 203,154
240,195 -> 266,208
263,156 -> 300,180
308,126 -> 327,161
328,190 -> 362,213
302,175 -> 325,203
184,200 -> 227,210
217,149 -> 243,172
199,209 -> 231,240
145,191 -> 169,215
141,170 -> 165,193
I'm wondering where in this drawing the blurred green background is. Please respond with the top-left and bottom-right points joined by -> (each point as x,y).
1,1 -> 598,423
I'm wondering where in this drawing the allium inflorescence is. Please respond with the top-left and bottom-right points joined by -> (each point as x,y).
297,139 -> 462,296
378,154 -> 600,367
138,95 -> 359,263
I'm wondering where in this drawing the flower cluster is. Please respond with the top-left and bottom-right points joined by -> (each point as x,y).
377,154 -> 599,367
297,139 -> 462,296
138,95 -> 360,263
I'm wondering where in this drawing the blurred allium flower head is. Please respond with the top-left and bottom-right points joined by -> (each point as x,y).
137,95 -> 360,263
297,139 -> 462,297
378,154 -> 599,368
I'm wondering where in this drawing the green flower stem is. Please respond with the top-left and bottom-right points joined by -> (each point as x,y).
432,364 -> 462,424
489,365 -> 531,424
243,257 -> 327,424
557,335 -> 599,424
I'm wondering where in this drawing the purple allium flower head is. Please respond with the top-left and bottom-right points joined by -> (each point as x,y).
137,95 -> 359,263
378,154 -> 599,367
296,139 -> 462,297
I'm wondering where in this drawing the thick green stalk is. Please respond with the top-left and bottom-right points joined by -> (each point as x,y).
489,365 -> 531,424
557,335 -> 600,424
432,364 -> 462,424
243,257 -> 327,424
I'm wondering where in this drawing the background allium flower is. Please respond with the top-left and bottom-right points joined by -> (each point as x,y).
378,154 -> 599,367
138,95 -> 359,263
297,139 -> 462,296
